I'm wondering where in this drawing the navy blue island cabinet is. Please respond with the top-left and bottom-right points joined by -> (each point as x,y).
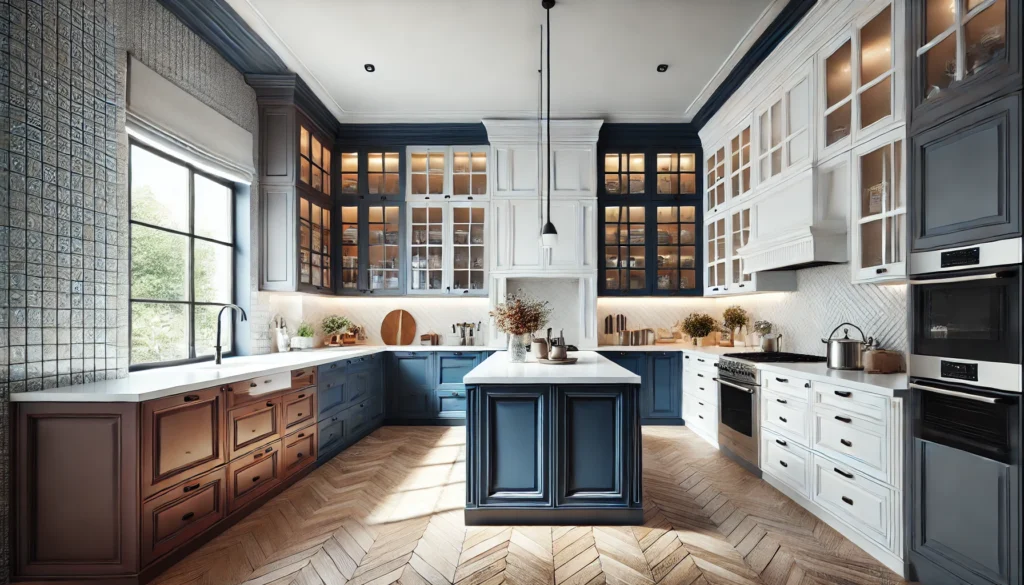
463,352 -> 643,525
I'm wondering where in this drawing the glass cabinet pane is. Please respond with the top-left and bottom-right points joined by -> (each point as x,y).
655,206 -> 697,291
923,33 -> 958,99
706,217 -> 726,288
963,0 -> 1006,79
340,205 -> 359,290
861,6 -> 892,83
298,197 -> 331,288
604,153 -> 644,195
856,137 -> 906,275
298,126 -> 330,196
368,152 -> 401,195
730,209 -> 752,284
453,150 -> 487,196
341,153 -> 358,194
603,206 -> 645,291
453,205 -> 486,291
368,205 -> 400,291
410,205 -> 444,291
706,148 -> 726,209
825,41 -> 852,145
925,0 -> 956,43
655,153 -> 697,195
786,79 -> 809,165
920,0 -> 1006,103
729,127 -> 752,199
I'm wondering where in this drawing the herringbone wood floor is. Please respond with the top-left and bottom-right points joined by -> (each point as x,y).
148,426 -> 907,585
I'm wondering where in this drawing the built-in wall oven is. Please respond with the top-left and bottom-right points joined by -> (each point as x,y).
909,264 -> 1022,393
909,379 -> 1021,585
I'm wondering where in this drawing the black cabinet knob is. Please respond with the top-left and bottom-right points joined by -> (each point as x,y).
779,416 -> 788,423
776,398 -> 787,404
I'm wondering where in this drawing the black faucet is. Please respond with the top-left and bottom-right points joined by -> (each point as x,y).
215,304 -> 248,364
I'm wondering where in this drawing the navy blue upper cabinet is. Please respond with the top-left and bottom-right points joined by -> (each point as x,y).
335,201 -> 405,295
336,149 -> 405,201
386,352 -> 434,419
597,147 -> 703,297
644,353 -> 682,423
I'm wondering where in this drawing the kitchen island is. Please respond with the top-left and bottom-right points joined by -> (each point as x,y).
462,351 -> 643,525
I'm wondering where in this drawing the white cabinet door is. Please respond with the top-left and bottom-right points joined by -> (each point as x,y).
492,146 -> 538,198
543,199 -> 596,270
850,128 -> 906,283
507,199 -> 543,271
551,147 -> 595,197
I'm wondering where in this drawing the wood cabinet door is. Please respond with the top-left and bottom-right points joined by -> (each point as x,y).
227,398 -> 283,461
141,466 -> 226,566
227,440 -> 282,512
281,388 -> 317,432
282,426 -> 317,477
477,386 -> 551,507
911,93 -> 1021,254
555,386 -> 630,507
142,386 -> 226,500
15,402 -> 140,578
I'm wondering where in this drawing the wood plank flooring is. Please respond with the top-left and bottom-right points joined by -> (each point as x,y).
148,426 -> 907,585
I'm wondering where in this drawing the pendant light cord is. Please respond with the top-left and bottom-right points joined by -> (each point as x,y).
546,6 -> 551,225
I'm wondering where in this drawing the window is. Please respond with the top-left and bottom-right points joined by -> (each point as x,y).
129,143 -> 235,368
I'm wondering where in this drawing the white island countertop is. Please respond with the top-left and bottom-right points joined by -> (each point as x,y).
463,351 -> 642,385
10,345 -> 503,403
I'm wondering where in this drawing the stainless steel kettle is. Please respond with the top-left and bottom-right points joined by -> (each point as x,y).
822,322 -> 875,370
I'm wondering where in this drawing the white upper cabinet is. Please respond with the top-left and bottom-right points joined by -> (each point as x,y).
491,198 -> 595,274
407,146 -> 490,201
705,146 -> 727,216
756,59 -> 813,188
407,202 -> 489,296
728,121 -> 753,205
850,129 -> 906,283
492,146 -> 538,197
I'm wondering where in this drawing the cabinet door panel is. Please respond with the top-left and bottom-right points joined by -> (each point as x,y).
227,399 -> 282,461
546,200 -> 581,269
227,441 -> 282,512
387,353 -> 434,419
282,426 -> 317,477
478,387 -> 550,506
141,467 -> 226,565
556,387 -> 629,506
436,352 -> 480,391
912,94 -> 1020,252
645,354 -> 681,421
318,414 -> 345,456
509,200 -> 543,270
142,386 -> 226,500
318,374 -> 345,417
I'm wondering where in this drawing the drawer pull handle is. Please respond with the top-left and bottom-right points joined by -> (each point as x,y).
834,467 -> 854,479
779,416 -> 788,423
331,364 -> 337,369
297,453 -> 303,459
454,352 -> 463,355
834,415 -> 852,424
779,460 -> 788,468
265,446 -> 273,453
775,439 -> 787,447
181,512 -> 195,522
184,395 -> 200,402
254,453 -> 263,459
834,390 -> 852,397
775,377 -> 788,383
698,415 -> 704,419
267,401 -> 274,407
250,382 -> 257,388
252,476 -> 261,483
697,358 -> 705,363
698,401 -> 704,406
298,433 -> 305,438
183,483 -> 201,493
841,496 -> 854,506
840,439 -> 852,447
699,387 -> 705,391
297,412 -> 303,417
804,383 -> 811,388
298,394 -> 305,399
697,373 -> 704,378
776,398 -> 787,404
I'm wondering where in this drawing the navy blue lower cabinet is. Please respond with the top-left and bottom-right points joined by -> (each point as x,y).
317,361 -> 347,418
435,390 -> 468,419
466,383 -> 642,525
644,353 -> 682,424
386,352 -> 435,421
436,351 -> 481,391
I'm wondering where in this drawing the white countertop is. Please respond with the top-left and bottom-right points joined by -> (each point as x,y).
10,345 -> 502,403
463,351 -> 642,385
758,362 -> 908,395
597,344 -> 763,355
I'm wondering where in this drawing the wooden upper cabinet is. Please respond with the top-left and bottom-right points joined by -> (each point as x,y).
910,0 -> 1020,129
142,386 -> 226,500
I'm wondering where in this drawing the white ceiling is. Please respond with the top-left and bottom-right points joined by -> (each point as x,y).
228,0 -> 780,123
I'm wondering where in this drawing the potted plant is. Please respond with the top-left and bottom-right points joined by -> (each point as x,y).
753,320 -> 775,351
678,312 -> 717,346
723,305 -> 749,346
290,321 -> 315,350
490,290 -> 552,362
321,315 -> 353,347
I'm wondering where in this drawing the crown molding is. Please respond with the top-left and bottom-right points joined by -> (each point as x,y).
245,73 -> 339,137
482,119 -> 604,144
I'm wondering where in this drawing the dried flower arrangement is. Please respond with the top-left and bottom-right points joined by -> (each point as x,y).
723,305 -> 749,331
490,290 -> 552,336
753,320 -> 773,336
678,312 -> 716,344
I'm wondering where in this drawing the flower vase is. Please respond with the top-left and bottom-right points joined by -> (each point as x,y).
507,333 -> 530,363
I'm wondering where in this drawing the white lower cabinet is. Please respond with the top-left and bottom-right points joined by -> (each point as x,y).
812,407 -> 888,483
761,388 -> 810,447
761,428 -> 811,499
811,453 -> 899,554
683,392 -> 717,446
682,351 -> 721,447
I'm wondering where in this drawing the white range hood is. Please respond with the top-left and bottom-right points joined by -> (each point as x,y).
736,166 -> 848,273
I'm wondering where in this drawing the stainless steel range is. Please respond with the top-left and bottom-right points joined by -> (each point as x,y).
716,352 -> 826,476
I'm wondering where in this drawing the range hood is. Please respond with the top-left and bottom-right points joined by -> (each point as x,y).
736,166 -> 848,273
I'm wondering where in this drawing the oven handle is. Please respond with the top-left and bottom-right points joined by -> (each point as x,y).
909,382 -> 1003,404
714,377 -> 755,394
908,272 -> 1008,285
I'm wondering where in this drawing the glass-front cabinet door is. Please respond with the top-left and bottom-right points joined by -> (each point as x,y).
452,149 -> 489,198
705,215 -> 728,294
705,147 -> 727,216
655,153 -> 696,198
451,204 -> 487,294
405,202 -> 488,296
654,205 -> 698,294
911,0 -> 1018,127
407,147 -> 489,201
408,204 -> 445,294
729,207 -> 753,289
299,125 -> 331,196
757,97 -> 784,183
298,196 -> 331,291
602,205 -> 647,293
729,125 -> 752,202
823,37 -> 854,150
603,153 -> 646,196
367,151 -> 401,197
409,147 -> 446,197
852,130 -> 906,282
366,204 -> 403,294
338,205 -> 360,292
858,4 -> 896,133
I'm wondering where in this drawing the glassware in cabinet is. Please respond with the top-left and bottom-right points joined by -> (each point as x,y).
299,125 -> 331,196
655,205 -> 697,293
451,205 -> 487,293
409,204 -> 445,293
409,148 -> 446,196
452,150 -> 488,197
298,196 -> 331,290
602,205 -> 646,292
655,153 -> 696,196
339,205 -> 359,291
367,204 -> 402,292
367,152 -> 401,196
604,153 -> 645,195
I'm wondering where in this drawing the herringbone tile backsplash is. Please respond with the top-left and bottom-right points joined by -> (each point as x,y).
598,264 -> 908,355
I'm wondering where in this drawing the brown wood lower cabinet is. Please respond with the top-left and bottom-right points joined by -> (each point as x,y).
227,440 -> 283,512
227,398 -> 282,461
282,388 -> 317,432
282,424 -> 317,476
141,467 -> 226,565
142,386 -> 226,500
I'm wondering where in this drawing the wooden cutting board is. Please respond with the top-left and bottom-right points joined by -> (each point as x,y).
380,310 -> 416,345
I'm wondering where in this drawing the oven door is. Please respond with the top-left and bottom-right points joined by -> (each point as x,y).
717,377 -> 759,471
910,265 -> 1022,392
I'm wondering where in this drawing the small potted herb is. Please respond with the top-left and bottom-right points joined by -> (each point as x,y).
290,321 -> 315,351
723,305 -> 749,346
321,315 -> 353,346
678,312 -> 717,346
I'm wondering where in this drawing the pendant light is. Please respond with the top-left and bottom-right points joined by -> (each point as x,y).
540,0 -> 558,249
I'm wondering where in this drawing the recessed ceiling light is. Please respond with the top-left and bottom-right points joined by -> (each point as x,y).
364,64 -> 375,73
657,64 -> 669,73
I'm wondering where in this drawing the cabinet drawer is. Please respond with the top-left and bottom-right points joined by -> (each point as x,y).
318,414 -> 345,455
684,393 -> 716,436
761,389 -> 810,446
812,454 -> 894,547
763,373 -> 811,401
226,371 -> 292,409
814,383 -> 887,423
281,388 -> 317,432
760,429 -> 811,498
344,398 -> 375,440
436,352 -> 480,391
318,375 -> 346,417
142,386 -> 226,500
685,372 -> 717,405
141,466 -> 226,566
227,441 -> 282,512
227,398 -> 282,461
291,367 -> 317,390
812,407 -> 887,482
317,360 -> 346,384
687,353 -> 719,371
435,390 -> 467,418
282,426 -> 317,477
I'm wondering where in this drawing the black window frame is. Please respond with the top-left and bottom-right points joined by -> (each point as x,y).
128,140 -> 237,371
